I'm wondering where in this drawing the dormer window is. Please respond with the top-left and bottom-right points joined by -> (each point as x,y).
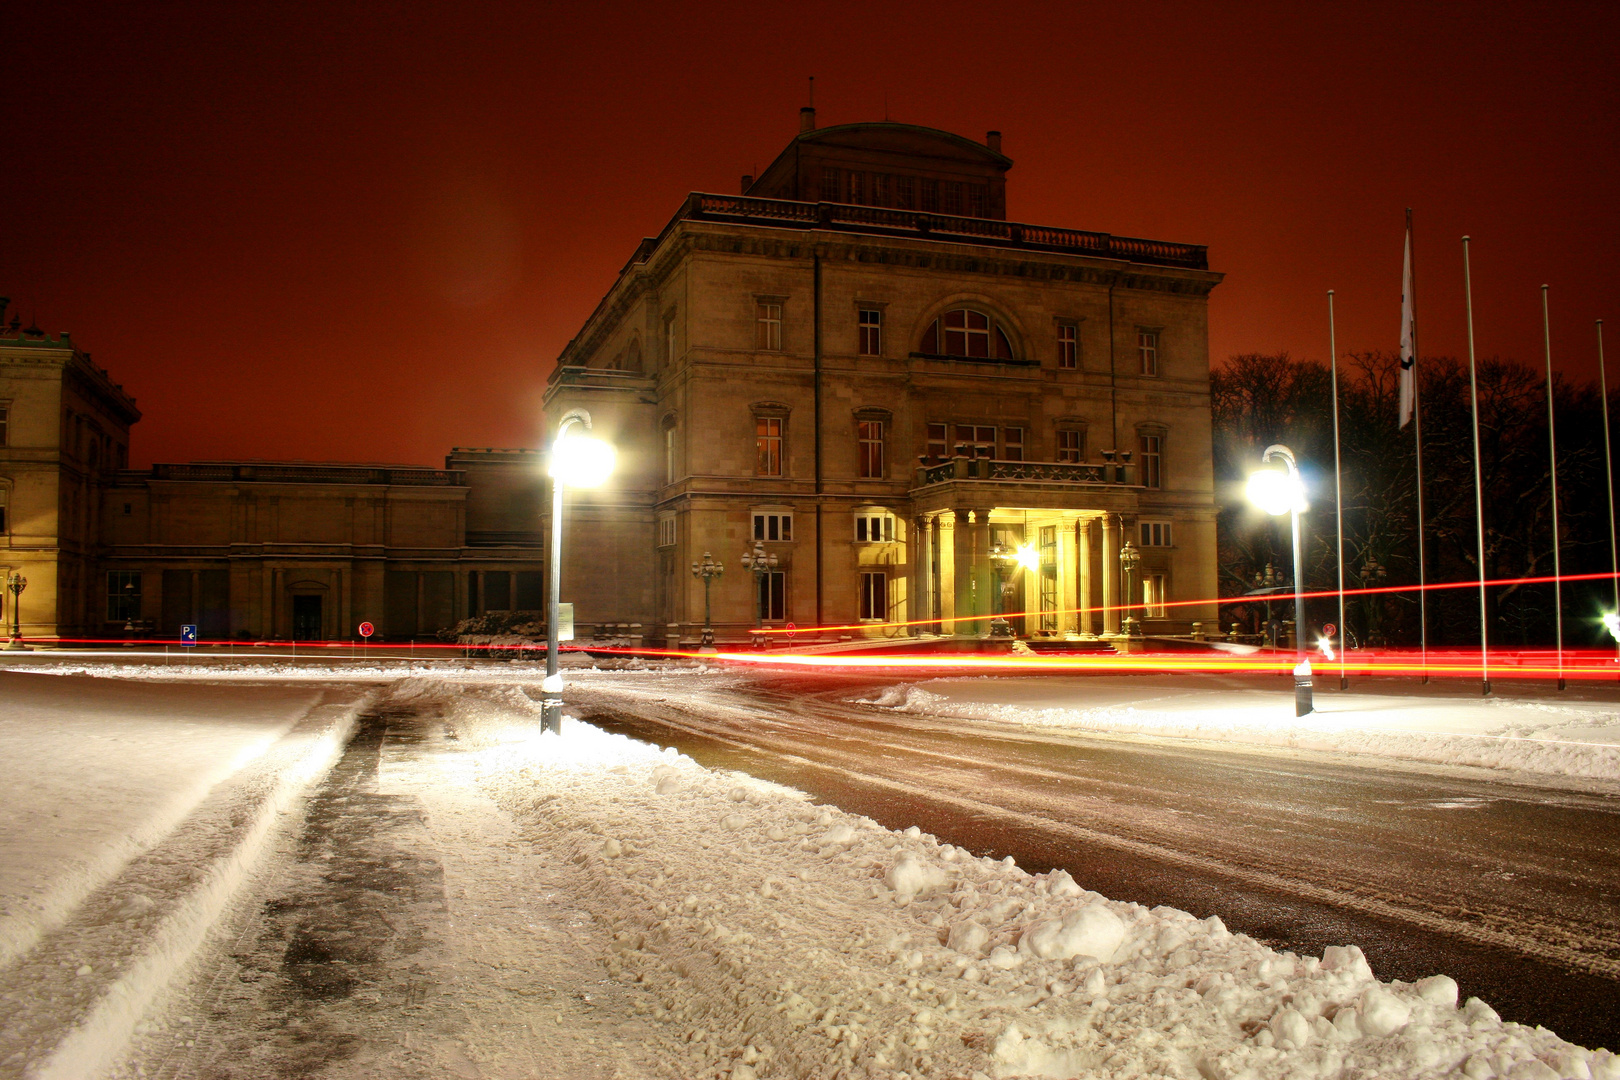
919,309 -> 1015,360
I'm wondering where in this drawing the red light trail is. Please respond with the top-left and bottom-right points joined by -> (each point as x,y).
12,569 -> 1617,684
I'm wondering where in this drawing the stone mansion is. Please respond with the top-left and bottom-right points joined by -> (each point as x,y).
0,112 -> 1221,644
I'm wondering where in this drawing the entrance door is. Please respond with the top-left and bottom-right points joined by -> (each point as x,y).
292,594 -> 322,641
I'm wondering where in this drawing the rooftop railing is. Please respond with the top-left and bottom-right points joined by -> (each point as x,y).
147,463 -> 465,486
683,194 -> 1209,270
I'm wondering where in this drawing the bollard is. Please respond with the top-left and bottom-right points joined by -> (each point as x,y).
1293,659 -> 1314,717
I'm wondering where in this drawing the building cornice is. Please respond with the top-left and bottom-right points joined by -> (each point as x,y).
554,193 -> 1223,374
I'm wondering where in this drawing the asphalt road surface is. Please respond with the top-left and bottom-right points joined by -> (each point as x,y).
570,669 -> 1620,1051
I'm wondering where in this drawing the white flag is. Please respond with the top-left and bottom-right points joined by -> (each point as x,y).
1398,226 -> 1415,428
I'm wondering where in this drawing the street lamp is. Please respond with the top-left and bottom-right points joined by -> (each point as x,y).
740,541 -> 777,649
542,409 -> 616,735
691,552 -> 723,651
1119,538 -> 1142,637
5,573 -> 27,650
1246,444 -> 1311,715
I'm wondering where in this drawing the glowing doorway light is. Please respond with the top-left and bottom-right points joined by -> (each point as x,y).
1602,612 -> 1620,644
1013,544 -> 1041,573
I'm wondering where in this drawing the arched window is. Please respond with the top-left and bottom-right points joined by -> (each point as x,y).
919,309 -> 1015,360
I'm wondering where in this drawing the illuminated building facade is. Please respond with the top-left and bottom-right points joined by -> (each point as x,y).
544,112 -> 1224,645
2,116 -> 1222,646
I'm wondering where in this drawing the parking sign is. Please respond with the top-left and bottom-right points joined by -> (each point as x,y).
180,625 -> 198,647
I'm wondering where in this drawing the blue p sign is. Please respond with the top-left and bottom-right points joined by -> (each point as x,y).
180,625 -> 198,646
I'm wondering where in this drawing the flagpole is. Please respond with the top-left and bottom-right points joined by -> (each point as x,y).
1462,236 -> 1491,695
1598,319 -> 1619,669
1329,289 -> 1347,689
1408,208 -> 1430,683
1541,286 -> 1564,690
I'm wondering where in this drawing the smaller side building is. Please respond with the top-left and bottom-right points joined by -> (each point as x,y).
0,301 -> 140,639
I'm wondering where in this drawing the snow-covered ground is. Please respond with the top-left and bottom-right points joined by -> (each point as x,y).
854,674 -> 1620,784
406,678 -> 1619,1079
4,662 -> 1617,1078
0,670 -> 369,1079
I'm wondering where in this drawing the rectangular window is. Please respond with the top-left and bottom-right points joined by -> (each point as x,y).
871,173 -> 888,206
1139,434 -> 1163,489
858,309 -> 882,356
0,489 -> 7,533
926,422 -> 948,460
858,420 -> 884,478
1057,428 -> 1083,463
941,181 -> 963,216
1002,427 -> 1024,461
968,186 -> 986,218
1144,573 -> 1167,617
657,514 -> 677,548
855,513 -> 895,543
757,303 -> 783,351
1138,330 -> 1159,376
0,404 -> 8,446
1139,520 -> 1173,547
920,178 -> 939,212
954,424 -> 996,458
756,417 -> 783,476
859,572 -> 888,621
1057,324 -> 1078,369
666,315 -> 678,364
664,425 -> 677,484
819,168 -> 840,202
753,511 -> 793,542
895,176 -> 915,210
107,571 -> 141,622
758,570 -> 786,621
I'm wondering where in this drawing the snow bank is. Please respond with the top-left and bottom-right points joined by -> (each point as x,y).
860,677 -> 1620,784
402,678 -> 1615,1080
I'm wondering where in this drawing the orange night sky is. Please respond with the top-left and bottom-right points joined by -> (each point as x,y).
5,1 -> 1617,467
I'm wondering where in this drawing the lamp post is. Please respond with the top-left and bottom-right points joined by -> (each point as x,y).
691,552 -> 723,651
740,541 -> 777,649
542,409 -> 616,735
1246,444 -> 1311,716
1119,538 -> 1142,637
5,573 -> 27,650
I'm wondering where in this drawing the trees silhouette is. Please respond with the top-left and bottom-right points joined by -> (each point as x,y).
1212,353 -> 1613,648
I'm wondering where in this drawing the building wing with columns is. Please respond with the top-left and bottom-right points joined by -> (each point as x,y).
544,111 -> 1224,645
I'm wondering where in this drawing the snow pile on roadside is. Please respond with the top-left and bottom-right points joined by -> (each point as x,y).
861,680 -> 1620,783
408,679 -> 1615,1080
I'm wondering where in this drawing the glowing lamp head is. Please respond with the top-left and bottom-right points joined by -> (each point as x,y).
1603,612 -> 1620,644
550,432 -> 616,488
1246,467 -> 1307,516
1013,544 -> 1041,573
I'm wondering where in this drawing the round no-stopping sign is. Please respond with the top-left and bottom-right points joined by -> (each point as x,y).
1323,623 -> 1337,637
786,622 -> 796,639
358,621 -> 375,639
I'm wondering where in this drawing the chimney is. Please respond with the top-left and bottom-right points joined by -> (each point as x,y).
741,174 -> 754,194
986,130 -> 1002,154
800,106 -> 816,133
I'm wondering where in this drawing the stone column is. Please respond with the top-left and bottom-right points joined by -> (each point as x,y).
971,511 -> 992,635
930,516 -> 943,632
1078,516 -> 1094,637
952,510 -> 972,634
1102,514 -> 1120,635
911,516 -> 930,636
